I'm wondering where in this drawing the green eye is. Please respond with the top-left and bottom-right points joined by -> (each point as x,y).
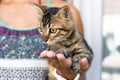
50,28 -> 57,33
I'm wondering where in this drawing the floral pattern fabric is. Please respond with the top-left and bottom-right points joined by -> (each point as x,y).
0,26 -> 47,59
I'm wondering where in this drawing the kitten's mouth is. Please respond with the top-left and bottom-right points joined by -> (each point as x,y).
43,39 -> 48,42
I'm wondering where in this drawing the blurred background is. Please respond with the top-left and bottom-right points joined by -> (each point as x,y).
102,0 -> 120,80
66,0 -> 120,80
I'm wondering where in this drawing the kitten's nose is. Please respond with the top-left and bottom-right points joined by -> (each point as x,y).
43,36 -> 49,42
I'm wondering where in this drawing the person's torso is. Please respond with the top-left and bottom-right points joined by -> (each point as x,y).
0,20 -> 47,59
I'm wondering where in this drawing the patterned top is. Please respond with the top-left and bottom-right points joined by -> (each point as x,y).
0,20 -> 47,59
0,20 -> 48,80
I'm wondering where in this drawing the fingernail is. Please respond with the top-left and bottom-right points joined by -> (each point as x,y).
81,58 -> 87,62
46,51 -> 56,58
40,50 -> 48,57
40,54 -> 45,57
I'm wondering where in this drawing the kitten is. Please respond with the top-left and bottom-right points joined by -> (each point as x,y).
34,4 -> 93,80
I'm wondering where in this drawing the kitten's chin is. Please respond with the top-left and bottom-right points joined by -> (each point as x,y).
46,41 -> 52,44
46,40 -> 55,44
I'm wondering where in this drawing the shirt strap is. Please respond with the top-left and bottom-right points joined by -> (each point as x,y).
46,0 -> 51,7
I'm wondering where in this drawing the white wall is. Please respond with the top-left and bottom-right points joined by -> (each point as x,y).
73,0 -> 103,80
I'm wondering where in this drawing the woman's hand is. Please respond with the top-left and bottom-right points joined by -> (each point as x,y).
40,50 -> 89,80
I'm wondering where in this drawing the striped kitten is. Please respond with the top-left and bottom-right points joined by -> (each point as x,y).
34,5 -> 93,80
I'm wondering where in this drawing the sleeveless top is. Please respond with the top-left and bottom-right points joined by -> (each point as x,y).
0,0 -> 51,80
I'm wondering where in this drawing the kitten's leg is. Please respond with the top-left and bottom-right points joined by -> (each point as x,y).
72,54 -> 81,73
47,44 -> 61,52
47,44 -> 69,57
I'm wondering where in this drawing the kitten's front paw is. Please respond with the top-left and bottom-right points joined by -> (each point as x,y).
56,49 -> 70,58
71,57 -> 81,73
46,45 -> 52,51
47,44 -> 58,51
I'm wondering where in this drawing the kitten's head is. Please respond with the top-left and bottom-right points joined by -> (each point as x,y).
34,5 -> 75,44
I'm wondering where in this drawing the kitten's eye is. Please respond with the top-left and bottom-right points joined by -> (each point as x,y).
50,28 -> 57,34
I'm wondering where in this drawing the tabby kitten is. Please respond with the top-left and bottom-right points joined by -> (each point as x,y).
34,4 -> 93,79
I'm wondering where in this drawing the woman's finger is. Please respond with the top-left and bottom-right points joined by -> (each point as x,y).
79,58 -> 89,74
57,54 -> 71,69
40,50 -> 57,58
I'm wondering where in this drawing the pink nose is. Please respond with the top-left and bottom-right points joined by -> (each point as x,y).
43,36 -> 49,42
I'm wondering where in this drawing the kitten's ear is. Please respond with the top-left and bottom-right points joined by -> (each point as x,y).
57,6 -> 72,19
31,3 -> 46,20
